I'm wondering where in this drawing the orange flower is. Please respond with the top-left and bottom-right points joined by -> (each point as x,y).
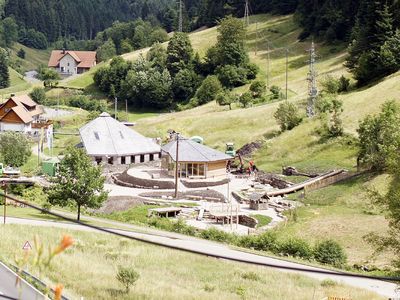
54,284 -> 63,300
54,235 -> 74,255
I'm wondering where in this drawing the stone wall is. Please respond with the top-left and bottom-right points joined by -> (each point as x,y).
113,170 -> 175,189
180,178 -> 229,188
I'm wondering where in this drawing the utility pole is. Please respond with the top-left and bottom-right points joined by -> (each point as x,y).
255,22 -> 258,56
244,0 -> 250,27
174,133 -> 180,199
125,99 -> 128,122
114,97 -> 118,120
266,41 -> 270,88
307,41 -> 318,118
178,0 -> 183,33
3,184 -> 7,225
285,48 -> 289,100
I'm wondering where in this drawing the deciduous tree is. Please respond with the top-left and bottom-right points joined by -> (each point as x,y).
48,146 -> 108,221
0,132 -> 31,167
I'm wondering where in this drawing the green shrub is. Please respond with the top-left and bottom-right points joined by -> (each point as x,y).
238,231 -> 279,252
249,80 -> 266,98
200,227 -> 236,243
69,95 -> 108,112
217,65 -> 248,88
195,75 -> 223,104
320,75 -> 340,94
270,85 -> 282,100
274,101 -> 303,131
320,279 -> 337,287
204,284 -> 216,292
216,90 -> 235,110
314,240 -> 347,267
116,266 -> 139,293
29,87 -> 47,105
241,271 -> 261,281
171,219 -> 197,236
279,238 -> 313,259
17,48 -> 26,59
238,92 -> 253,108
338,75 -> 350,93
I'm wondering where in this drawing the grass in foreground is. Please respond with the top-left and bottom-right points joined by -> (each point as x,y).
275,173 -> 393,268
0,225 -> 385,299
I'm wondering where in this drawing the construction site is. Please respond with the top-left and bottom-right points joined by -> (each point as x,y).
100,138 -> 354,235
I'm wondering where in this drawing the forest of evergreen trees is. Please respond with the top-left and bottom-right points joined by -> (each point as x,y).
1,0 -> 400,86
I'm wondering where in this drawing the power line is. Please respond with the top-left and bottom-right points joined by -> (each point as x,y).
2,192 -> 400,284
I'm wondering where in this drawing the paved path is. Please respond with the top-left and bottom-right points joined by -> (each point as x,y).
4,216 -> 398,298
0,261 -> 45,300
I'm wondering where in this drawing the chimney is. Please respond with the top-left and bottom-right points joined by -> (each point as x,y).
10,93 -> 15,97
62,48 -> 66,54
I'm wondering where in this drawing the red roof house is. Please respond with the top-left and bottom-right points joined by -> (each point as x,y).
48,50 -> 97,75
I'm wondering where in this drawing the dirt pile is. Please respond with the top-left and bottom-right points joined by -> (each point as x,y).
237,141 -> 263,157
255,172 -> 293,189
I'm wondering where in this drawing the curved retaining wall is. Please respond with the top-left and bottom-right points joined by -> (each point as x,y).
180,178 -> 229,188
113,170 -> 175,189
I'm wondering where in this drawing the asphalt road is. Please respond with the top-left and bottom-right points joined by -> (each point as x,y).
0,261 -> 44,300
3,217 -> 399,298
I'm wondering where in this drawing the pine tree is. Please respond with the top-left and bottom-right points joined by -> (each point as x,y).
0,47 -> 9,89
166,32 -> 193,77
346,1 -> 395,85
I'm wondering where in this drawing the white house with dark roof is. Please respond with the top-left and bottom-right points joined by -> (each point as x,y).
161,138 -> 231,179
79,112 -> 161,165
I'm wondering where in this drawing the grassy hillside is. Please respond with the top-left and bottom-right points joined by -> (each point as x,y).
0,68 -> 31,98
10,43 -> 51,71
0,225 -> 384,299
52,14 -> 400,270
129,14 -> 400,269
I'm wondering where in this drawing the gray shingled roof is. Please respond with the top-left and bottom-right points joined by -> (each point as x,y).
79,112 -> 160,156
162,138 -> 231,162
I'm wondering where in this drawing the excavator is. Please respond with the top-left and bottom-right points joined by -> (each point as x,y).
225,143 -> 258,174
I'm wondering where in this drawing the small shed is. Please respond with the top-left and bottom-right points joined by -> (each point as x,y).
161,138 -> 231,180
42,157 -> 60,177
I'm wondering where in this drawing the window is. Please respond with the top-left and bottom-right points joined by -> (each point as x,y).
94,132 -> 100,140
121,156 -> 126,164
199,164 -> 205,176
95,157 -> 102,165
131,156 -> 136,163
60,67 -> 65,72
108,157 -> 114,165
67,63 -> 70,66
119,131 -> 124,139
149,154 -> 154,161
140,155 -> 145,163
